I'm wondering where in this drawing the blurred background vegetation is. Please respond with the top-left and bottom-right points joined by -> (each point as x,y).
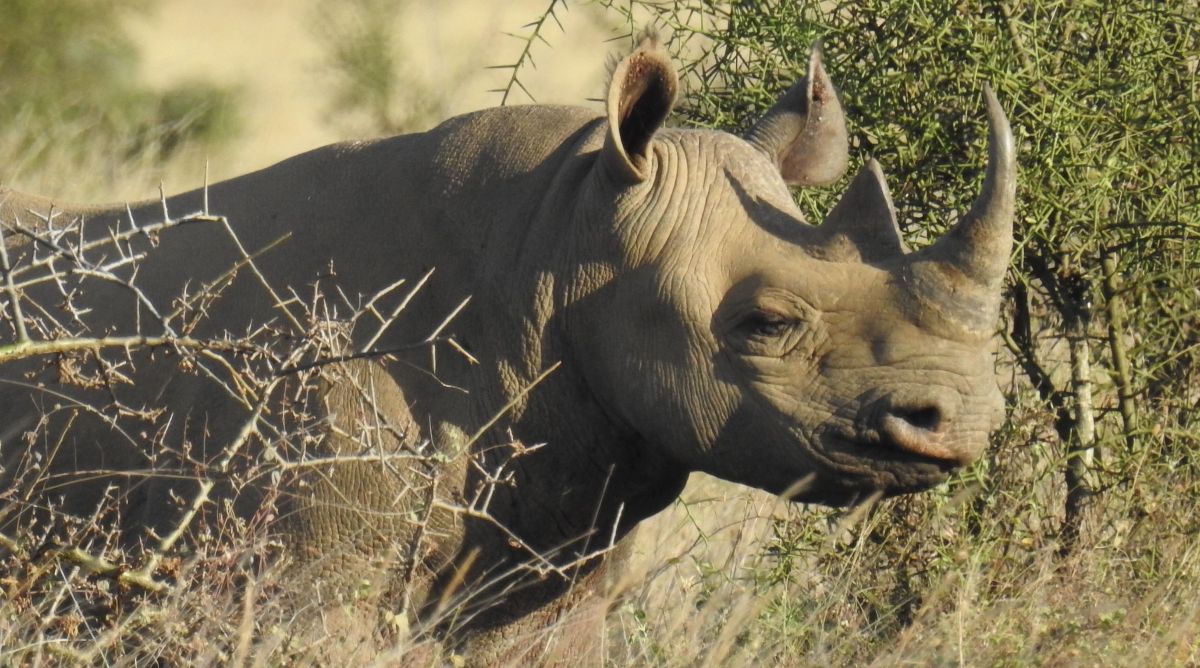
311,0 -> 458,134
1,0 -> 1196,664
0,0 -> 240,187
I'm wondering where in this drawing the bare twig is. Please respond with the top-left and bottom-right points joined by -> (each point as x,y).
216,217 -> 305,334
56,546 -> 167,594
276,334 -> 467,376
491,0 -> 569,105
166,232 -> 293,327
0,531 -> 23,555
465,361 -> 561,449
359,267 -> 434,353
0,221 -> 30,343
0,334 -> 258,364
6,212 -> 224,282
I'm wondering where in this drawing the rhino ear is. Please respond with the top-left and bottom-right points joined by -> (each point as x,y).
817,159 -> 907,263
745,44 -> 849,187
602,34 -> 679,183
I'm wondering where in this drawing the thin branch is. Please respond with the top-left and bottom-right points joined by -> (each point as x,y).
276,334 -> 464,376
493,0 -> 569,105
1100,249 -> 1138,453
6,213 -> 224,282
359,266 -> 434,353
0,334 -> 259,364
0,221 -> 30,343
56,546 -> 167,594
465,361 -> 561,450
216,217 -> 305,334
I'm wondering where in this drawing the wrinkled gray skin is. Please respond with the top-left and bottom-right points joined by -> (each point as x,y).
0,37 -> 1015,664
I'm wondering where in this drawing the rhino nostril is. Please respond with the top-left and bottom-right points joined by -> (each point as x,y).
895,406 -> 945,434
875,400 -> 962,463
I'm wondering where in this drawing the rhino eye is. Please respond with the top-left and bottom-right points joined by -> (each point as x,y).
726,308 -> 803,358
740,310 -> 793,339
717,290 -> 815,358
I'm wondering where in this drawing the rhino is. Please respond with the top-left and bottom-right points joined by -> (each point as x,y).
0,35 -> 1015,664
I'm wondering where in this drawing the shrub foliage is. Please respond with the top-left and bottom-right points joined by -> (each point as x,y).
550,0 -> 1198,663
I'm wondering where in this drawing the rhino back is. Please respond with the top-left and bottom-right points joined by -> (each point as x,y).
0,104 -> 606,534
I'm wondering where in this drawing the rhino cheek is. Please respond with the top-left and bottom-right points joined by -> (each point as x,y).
570,282 -> 738,468
702,351 -> 872,494
703,399 -> 822,492
700,377 -> 874,495
640,349 -> 745,465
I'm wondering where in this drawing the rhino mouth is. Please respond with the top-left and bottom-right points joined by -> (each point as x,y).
784,428 -> 961,506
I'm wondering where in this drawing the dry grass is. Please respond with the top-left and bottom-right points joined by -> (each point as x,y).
614,329 -> 1200,665
617,423 -> 1200,666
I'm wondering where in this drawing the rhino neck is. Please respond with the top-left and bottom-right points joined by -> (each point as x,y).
434,385 -> 685,640
451,281 -> 689,570
478,363 -> 689,560
439,123 -> 691,567
428,237 -> 689,633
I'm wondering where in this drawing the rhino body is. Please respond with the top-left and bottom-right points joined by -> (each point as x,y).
0,37 -> 1014,664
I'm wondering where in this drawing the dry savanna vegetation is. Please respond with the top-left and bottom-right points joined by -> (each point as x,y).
1,1 -> 1198,666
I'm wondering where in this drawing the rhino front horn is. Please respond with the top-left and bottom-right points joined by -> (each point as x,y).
907,85 -> 1017,334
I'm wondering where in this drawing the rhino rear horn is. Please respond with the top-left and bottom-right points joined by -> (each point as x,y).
817,159 -> 907,263
602,33 -> 679,183
745,44 -> 849,187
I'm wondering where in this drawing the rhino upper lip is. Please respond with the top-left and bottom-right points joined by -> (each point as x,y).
819,426 -> 959,474
790,427 -> 954,504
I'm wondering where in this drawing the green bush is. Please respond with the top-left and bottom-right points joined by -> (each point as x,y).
516,1 -> 1198,663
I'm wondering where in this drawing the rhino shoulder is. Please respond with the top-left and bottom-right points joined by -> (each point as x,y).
425,104 -> 606,186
